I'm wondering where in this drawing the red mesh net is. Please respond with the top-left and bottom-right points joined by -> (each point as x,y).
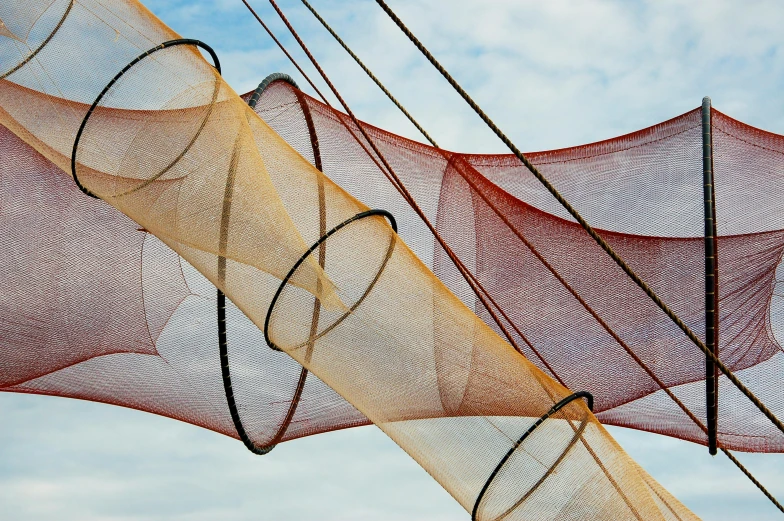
3,74 -> 783,456
253,81 -> 784,453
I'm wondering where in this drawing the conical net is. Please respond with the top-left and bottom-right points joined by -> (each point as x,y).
0,0 -> 776,518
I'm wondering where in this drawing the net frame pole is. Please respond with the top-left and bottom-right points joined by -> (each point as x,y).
702,96 -> 719,455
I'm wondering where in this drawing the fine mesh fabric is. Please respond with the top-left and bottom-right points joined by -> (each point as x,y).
0,1 -> 701,519
254,81 -> 784,453
0,121 -> 364,444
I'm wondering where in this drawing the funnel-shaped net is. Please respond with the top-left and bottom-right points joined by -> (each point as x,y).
0,1 -> 702,519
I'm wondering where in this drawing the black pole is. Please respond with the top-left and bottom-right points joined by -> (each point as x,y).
702,96 -> 719,455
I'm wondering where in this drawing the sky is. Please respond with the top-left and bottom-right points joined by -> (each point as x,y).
2,0 -> 784,520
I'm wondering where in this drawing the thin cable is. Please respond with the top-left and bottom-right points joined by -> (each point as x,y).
373,0 -> 784,440
240,0 -> 330,104
299,0 -> 439,148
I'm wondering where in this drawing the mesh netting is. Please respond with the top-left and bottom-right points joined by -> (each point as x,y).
254,81 -> 784,453
0,0 -> 776,518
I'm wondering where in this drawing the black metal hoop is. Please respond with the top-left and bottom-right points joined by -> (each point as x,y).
219,72 -> 305,456
0,0 -> 74,80
248,72 -> 299,109
264,209 -> 397,352
471,391 -> 594,521
70,38 -> 221,199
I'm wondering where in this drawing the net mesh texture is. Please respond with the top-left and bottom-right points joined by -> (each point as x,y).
0,0 -> 779,519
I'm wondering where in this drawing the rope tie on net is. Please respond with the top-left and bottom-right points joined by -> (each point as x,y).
372,0 -> 784,443
263,1 -> 783,511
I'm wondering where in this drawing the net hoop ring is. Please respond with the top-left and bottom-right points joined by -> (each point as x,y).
70,38 -> 221,199
264,209 -> 398,352
218,73 -> 302,456
471,391 -> 594,521
0,0 -> 75,80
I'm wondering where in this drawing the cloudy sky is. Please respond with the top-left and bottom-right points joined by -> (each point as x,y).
2,1 -> 784,520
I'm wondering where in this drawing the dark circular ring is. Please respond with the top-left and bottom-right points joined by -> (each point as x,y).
248,72 -> 299,109
0,0 -> 74,80
264,209 -> 398,352
471,391 -> 594,521
219,72 -> 304,456
70,38 -> 221,199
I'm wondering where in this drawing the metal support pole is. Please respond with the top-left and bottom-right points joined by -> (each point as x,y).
702,96 -> 719,455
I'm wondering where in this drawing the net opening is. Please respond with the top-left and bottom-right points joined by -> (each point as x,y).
264,208 -> 397,352
70,38 -> 221,199
472,391 -> 594,521
219,72 -> 304,456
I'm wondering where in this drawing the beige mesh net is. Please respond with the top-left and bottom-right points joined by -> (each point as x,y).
0,1 -> 703,519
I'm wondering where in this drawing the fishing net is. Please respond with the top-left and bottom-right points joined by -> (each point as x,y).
0,0 -> 704,519
253,81 -> 784,453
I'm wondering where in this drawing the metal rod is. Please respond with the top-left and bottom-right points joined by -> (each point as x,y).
702,96 -> 719,455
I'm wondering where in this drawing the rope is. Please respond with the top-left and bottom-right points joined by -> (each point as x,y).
373,0 -> 784,441
240,0 -> 330,103
299,0 -> 439,148
293,1 -> 784,511
722,448 -> 784,514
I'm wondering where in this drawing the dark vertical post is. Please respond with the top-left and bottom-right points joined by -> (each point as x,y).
702,96 -> 719,455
